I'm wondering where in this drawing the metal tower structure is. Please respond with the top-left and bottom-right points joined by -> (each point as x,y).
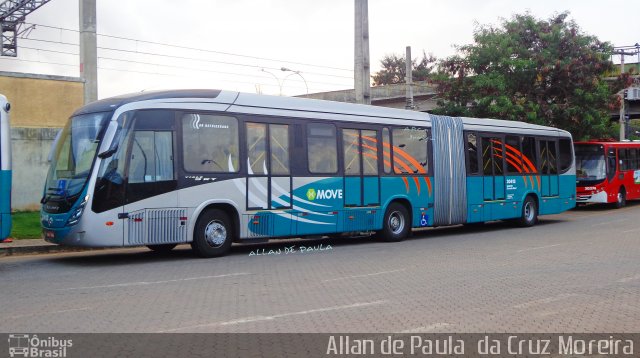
0,0 -> 53,57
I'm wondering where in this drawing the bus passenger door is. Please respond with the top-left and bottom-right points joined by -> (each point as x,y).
482,137 -> 505,201
122,111 -> 182,246
481,137 -> 506,220
246,122 -> 293,238
340,129 -> 379,232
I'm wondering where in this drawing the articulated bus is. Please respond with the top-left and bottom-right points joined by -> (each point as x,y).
41,90 -> 576,257
575,140 -> 640,208
0,94 -> 11,241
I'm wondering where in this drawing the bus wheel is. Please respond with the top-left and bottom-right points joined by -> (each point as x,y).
518,196 -> 538,227
615,188 -> 627,209
191,209 -> 233,258
379,203 -> 410,242
147,244 -> 177,253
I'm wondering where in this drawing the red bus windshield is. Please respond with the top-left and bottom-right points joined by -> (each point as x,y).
575,144 -> 606,185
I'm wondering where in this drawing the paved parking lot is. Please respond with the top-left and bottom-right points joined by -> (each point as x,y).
1,203 -> 639,333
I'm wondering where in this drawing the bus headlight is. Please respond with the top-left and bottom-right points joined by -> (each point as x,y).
66,195 -> 89,226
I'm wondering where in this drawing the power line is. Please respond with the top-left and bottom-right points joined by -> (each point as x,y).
23,21 -> 354,73
97,66 -> 331,93
0,55 -> 341,93
20,45 -> 78,56
13,44 -> 351,88
0,56 -> 77,68
18,36 -> 354,80
97,55 -> 350,88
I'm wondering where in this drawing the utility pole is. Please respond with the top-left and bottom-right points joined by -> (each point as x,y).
80,0 -> 98,104
354,0 -> 370,104
405,46 -> 414,110
616,48 -> 635,140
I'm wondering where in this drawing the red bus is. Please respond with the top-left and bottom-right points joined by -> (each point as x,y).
575,141 -> 640,208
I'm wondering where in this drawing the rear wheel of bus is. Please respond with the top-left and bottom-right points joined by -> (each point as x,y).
191,208 -> 234,258
518,196 -> 538,227
378,202 -> 410,242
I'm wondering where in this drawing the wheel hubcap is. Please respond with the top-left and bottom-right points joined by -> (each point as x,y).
389,211 -> 405,234
204,220 -> 227,248
618,192 -> 623,203
524,202 -> 534,221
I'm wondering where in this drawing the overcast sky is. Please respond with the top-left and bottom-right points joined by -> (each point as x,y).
1,0 -> 639,99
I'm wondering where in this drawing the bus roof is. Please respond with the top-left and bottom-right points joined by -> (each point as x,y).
72,89 -> 570,137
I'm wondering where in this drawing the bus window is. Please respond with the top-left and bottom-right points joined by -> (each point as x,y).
539,140 -> 558,174
522,137 -> 537,173
548,141 -> 558,174
382,128 -> 391,174
307,123 -> 337,174
392,127 -> 428,174
270,124 -> 289,175
619,148 -> 633,171
181,114 -> 239,173
482,137 -> 503,175
126,111 -> 177,204
246,123 -> 267,175
343,129 -> 361,175
466,133 -> 479,175
361,130 -> 378,175
607,148 -> 617,182
505,135 -> 521,174
559,138 -> 573,173
482,137 -> 493,176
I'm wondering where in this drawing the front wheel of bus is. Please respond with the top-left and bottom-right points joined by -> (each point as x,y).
379,203 -> 410,242
518,196 -> 538,227
615,188 -> 626,209
191,209 -> 233,258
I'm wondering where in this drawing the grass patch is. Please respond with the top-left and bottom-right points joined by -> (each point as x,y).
10,211 -> 41,240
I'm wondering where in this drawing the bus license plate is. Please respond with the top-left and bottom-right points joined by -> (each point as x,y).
44,230 -> 55,239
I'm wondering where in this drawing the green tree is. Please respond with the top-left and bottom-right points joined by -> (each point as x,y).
372,51 -> 436,86
433,12 -> 628,140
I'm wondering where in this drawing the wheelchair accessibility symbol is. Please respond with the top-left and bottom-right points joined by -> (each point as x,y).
420,213 -> 428,227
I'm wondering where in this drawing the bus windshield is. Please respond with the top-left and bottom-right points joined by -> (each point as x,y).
575,145 -> 606,183
44,112 -> 112,201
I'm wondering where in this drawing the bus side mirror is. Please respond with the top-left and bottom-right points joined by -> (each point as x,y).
47,129 -> 62,163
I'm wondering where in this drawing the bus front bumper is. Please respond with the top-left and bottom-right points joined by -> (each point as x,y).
576,191 -> 608,204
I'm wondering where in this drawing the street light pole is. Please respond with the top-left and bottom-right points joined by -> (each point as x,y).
261,68 -> 283,95
615,49 -> 636,140
281,67 -> 308,95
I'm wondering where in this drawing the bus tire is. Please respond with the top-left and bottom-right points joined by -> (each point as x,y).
378,203 -> 410,242
615,187 -> 627,209
518,196 -> 538,227
146,244 -> 177,253
191,209 -> 233,258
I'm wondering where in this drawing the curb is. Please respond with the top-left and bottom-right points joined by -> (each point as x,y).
0,244 -> 102,257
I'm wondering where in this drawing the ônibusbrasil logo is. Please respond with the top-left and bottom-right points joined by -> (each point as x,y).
306,188 -> 342,201
8,334 -> 73,358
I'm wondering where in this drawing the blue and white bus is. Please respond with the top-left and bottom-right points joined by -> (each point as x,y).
41,90 -> 576,257
0,94 -> 11,241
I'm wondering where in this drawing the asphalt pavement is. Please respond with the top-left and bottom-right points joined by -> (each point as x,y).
1,203 -> 639,333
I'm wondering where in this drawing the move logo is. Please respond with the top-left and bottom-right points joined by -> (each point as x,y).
306,188 -> 343,201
